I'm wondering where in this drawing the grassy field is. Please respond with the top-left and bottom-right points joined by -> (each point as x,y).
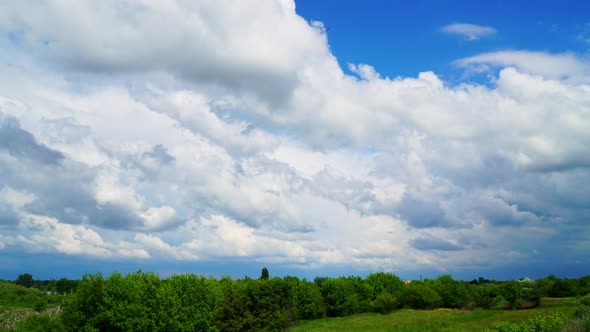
289,298 -> 579,332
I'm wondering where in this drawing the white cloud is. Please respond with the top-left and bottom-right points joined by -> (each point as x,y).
441,23 -> 497,40
0,0 -> 588,275
0,0 -> 330,104
455,51 -> 590,81
0,186 -> 36,209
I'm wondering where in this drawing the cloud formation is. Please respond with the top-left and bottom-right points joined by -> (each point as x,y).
455,51 -> 590,81
441,23 -> 497,40
0,0 -> 588,277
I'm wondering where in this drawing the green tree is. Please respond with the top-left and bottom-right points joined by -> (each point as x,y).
428,274 -> 469,308
372,292 -> 398,314
399,282 -> 443,309
16,273 -> 33,288
260,267 -> 269,281
290,278 -> 325,319
320,277 -> 363,316
469,283 -> 500,309
60,273 -> 106,331
366,272 -> 403,300
500,281 -> 522,309
548,278 -> 580,297
56,277 -> 73,295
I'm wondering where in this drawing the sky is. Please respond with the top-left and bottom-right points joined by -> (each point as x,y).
0,0 -> 589,281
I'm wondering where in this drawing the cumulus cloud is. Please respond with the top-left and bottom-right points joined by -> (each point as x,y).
441,23 -> 497,40
0,0 -> 330,105
455,51 -> 590,81
0,116 -> 64,164
0,0 -> 588,276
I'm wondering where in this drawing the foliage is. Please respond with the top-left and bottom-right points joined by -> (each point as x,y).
16,274 -> 33,288
427,275 -> 469,308
319,277 -> 364,316
260,267 -> 270,281
580,294 -> 590,307
60,272 -> 105,331
548,279 -> 580,298
6,271 -> 589,331
33,297 -> 48,312
8,313 -> 64,332
371,292 -> 398,314
500,281 -> 522,309
468,283 -> 500,309
285,277 -> 325,320
365,272 -> 404,300
520,285 -> 542,308
0,281 -> 64,309
215,277 -> 290,331
485,313 -> 568,332
291,298 -> 580,332
55,278 -> 77,295
399,282 -> 443,309
62,271 -> 221,332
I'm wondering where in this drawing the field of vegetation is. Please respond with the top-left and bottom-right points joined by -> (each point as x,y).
290,298 -> 583,332
0,270 -> 589,331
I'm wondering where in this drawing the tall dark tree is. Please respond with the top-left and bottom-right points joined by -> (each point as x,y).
260,267 -> 269,280
16,273 -> 33,288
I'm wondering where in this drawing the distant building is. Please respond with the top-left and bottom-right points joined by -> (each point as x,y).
517,277 -> 536,284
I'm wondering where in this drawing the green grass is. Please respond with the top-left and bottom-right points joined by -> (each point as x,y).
289,298 -> 579,332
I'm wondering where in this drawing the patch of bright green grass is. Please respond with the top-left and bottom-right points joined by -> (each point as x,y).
289,298 -> 578,332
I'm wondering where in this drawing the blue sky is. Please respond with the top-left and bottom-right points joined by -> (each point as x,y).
297,0 -> 590,80
0,1 -> 589,281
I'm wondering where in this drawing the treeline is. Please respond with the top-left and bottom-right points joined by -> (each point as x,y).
11,273 -> 79,295
52,271 -> 590,332
0,281 -> 65,312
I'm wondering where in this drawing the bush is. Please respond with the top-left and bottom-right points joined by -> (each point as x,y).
427,275 -> 469,308
492,295 -> 509,310
33,297 -> 48,312
549,279 -> 580,298
319,277 -> 363,317
366,273 -> 403,300
62,271 -> 222,332
468,283 -> 499,309
399,283 -> 443,309
290,279 -> 325,320
10,314 -> 64,332
372,292 -> 398,314
215,277 -> 290,331
60,273 -> 105,331
521,286 -> 541,307
574,304 -> 590,320
486,313 -> 567,332
500,282 -> 521,309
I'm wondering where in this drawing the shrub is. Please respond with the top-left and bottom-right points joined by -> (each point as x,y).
500,282 -> 521,309
427,275 -> 469,308
290,279 -> 325,320
33,297 -> 48,312
372,292 -> 398,314
399,283 -> 443,309
10,314 -> 64,332
573,304 -> 590,320
319,277 -> 363,317
215,278 -> 289,331
485,313 -> 568,332
365,272 -> 403,300
548,279 -> 580,298
469,283 -> 499,309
